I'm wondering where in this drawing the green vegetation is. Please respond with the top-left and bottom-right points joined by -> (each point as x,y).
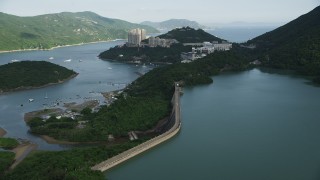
4,141 -> 143,180
21,48 -> 250,180
27,49 -> 250,142
158,26 -> 223,43
99,27 -> 225,64
7,6 -> 320,179
0,11 -> 158,51
0,138 -> 19,149
0,61 -> 77,93
99,43 -> 191,63
0,152 -> 15,176
26,26 -> 250,142
313,76 -> 320,84
248,6 -> 320,76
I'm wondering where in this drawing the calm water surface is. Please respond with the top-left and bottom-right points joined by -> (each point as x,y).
207,27 -> 276,43
106,69 -> 320,180
0,41 -> 152,150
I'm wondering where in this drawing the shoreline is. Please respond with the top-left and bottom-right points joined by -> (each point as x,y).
0,39 -> 125,54
0,127 -> 7,137
24,100 -> 103,145
0,73 -> 78,95
91,85 -> 182,172
0,128 -> 37,169
10,143 -> 38,169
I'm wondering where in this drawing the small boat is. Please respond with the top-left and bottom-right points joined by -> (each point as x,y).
107,67 -> 112,70
142,64 -> 147,68
79,60 -> 83,62
49,57 -> 54,60
11,59 -> 19,62
28,98 -> 34,102
64,59 -> 72,62
44,93 -> 48,99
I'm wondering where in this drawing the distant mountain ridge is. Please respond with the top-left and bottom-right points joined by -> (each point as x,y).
0,11 -> 158,51
141,19 -> 207,31
248,6 -> 320,75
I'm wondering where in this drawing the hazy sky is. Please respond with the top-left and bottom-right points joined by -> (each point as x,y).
0,0 -> 319,24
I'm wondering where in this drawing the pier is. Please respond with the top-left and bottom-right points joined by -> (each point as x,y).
91,83 -> 182,172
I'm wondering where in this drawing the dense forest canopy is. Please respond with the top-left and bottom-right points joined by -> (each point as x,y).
248,6 -> 320,76
0,61 -> 77,92
158,26 -> 224,43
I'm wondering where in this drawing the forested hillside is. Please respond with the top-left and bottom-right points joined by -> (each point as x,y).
0,11 -> 158,51
158,26 -> 223,43
248,6 -> 320,76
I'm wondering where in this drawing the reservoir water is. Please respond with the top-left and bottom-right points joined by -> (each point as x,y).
106,69 -> 320,180
0,41 -> 151,150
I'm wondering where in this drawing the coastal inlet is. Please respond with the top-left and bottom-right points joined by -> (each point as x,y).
0,41 -> 152,151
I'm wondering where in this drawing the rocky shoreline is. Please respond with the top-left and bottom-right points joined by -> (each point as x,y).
0,127 -> 6,137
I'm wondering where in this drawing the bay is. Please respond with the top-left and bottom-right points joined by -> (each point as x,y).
106,68 -> 320,180
0,41 -> 151,150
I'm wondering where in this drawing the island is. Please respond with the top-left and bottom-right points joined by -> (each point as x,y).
0,61 -> 77,94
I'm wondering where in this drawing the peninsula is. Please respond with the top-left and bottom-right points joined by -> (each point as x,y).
99,27 -> 225,64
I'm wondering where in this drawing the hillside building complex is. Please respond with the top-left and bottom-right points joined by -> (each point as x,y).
181,41 -> 232,63
148,37 -> 178,48
127,28 -> 146,46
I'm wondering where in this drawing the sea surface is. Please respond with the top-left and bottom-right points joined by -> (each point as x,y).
106,68 -> 320,180
207,26 -> 277,43
0,40 -> 152,150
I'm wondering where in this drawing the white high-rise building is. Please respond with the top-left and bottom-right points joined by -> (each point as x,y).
127,28 -> 146,46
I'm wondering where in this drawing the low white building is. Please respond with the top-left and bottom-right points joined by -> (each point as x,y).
180,41 -> 232,63
213,43 -> 232,51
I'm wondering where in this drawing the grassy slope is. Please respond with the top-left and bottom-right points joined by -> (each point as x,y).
0,11 -> 158,51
